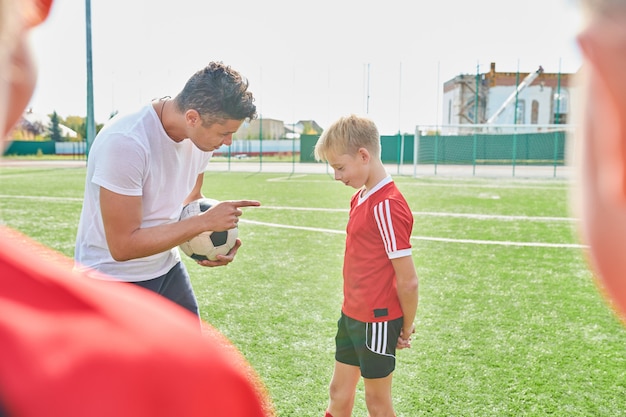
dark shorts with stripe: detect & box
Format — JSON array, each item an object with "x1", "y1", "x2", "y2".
[{"x1": 335, "y1": 312, "x2": 403, "y2": 379}]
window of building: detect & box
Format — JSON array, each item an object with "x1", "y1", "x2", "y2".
[
  {"x1": 515, "y1": 100, "x2": 525, "y2": 124},
  {"x1": 531, "y1": 100, "x2": 539, "y2": 124},
  {"x1": 553, "y1": 90, "x2": 569, "y2": 124}
]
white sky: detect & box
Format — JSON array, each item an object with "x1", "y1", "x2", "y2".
[{"x1": 27, "y1": 0, "x2": 584, "y2": 135}]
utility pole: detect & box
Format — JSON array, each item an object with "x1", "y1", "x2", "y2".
[{"x1": 85, "y1": 0, "x2": 95, "y2": 159}]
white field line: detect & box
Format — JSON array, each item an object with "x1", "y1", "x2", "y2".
[
  {"x1": 0, "y1": 195, "x2": 83, "y2": 202},
  {"x1": 409, "y1": 236, "x2": 585, "y2": 249},
  {"x1": 0, "y1": 197, "x2": 575, "y2": 222},
  {"x1": 1, "y1": 194, "x2": 584, "y2": 248},
  {"x1": 267, "y1": 175, "x2": 310, "y2": 182},
  {"x1": 265, "y1": 175, "x2": 569, "y2": 190},
  {"x1": 241, "y1": 219, "x2": 344, "y2": 235},
  {"x1": 255, "y1": 206, "x2": 575, "y2": 223},
  {"x1": 396, "y1": 182, "x2": 569, "y2": 190},
  {"x1": 239, "y1": 219, "x2": 586, "y2": 249}
]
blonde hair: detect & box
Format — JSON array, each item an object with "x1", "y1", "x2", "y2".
[{"x1": 314, "y1": 114, "x2": 381, "y2": 162}]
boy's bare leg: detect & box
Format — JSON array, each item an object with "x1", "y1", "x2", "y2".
[
  {"x1": 327, "y1": 361, "x2": 361, "y2": 417},
  {"x1": 363, "y1": 374, "x2": 395, "y2": 417}
]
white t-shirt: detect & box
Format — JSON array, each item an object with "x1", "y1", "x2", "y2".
[{"x1": 74, "y1": 104, "x2": 212, "y2": 282}]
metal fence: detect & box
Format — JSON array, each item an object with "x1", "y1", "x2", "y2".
[
  {"x1": 411, "y1": 124, "x2": 575, "y2": 178},
  {"x1": 3, "y1": 124, "x2": 575, "y2": 179},
  {"x1": 206, "y1": 125, "x2": 574, "y2": 179}
]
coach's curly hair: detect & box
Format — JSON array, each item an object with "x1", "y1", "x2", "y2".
[{"x1": 175, "y1": 61, "x2": 257, "y2": 126}]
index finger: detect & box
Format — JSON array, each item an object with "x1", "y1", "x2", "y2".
[{"x1": 230, "y1": 200, "x2": 261, "y2": 208}]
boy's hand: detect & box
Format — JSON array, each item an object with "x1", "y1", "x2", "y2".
[{"x1": 397, "y1": 324, "x2": 415, "y2": 349}]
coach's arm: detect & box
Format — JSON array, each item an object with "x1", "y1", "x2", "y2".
[{"x1": 100, "y1": 174, "x2": 255, "y2": 262}]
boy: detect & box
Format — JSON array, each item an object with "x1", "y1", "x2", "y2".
[{"x1": 314, "y1": 115, "x2": 419, "y2": 417}]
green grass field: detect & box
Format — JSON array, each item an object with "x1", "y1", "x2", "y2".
[{"x1": 1, "y1": 165, "x2": 625, "y2": 416}]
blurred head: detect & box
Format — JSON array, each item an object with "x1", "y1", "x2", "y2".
[
  {"x1": 0, "y1": 0, "x2": 53, "y2": 143},
  {"x1": 580, "y1": 0, "x2": 626, "y2": 18},
  {"x1": 574, "y1": 0, "x2": 626, "y2": 321}
]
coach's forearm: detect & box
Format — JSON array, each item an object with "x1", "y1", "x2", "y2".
[{"x1": 107, "y1": 215, "x2": 210, "y2": 261}]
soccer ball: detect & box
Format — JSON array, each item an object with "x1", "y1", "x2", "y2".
[{"x1": 178, "y1": 198, "x2": 238, "y2": 261}]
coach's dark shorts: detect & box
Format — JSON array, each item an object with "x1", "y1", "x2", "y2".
[
  {"x1": 129, "y1": 261, "x2": 199, "y2": 317},
  {"x1": 335, "y1": 312, "x2": 403, "y2": 379}
]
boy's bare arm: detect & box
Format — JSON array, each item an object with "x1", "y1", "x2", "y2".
[{"x1": 392, "y1": 256, "x2": 419, "y2": 348}]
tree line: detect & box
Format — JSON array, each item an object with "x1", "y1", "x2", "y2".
[{"x1": 11, "y1": 111, "x2": 109, "y2": 142}]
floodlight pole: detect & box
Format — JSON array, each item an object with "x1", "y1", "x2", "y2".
[
  {"x1": 473, "y1": 63, "x2": 479, "y2": 176},
  {"x1": 365, "y1": 63, "x2": 370, "y2": 114},
  {"x1": 85, "y1": 0, "x2": 95, "y2": 160}
]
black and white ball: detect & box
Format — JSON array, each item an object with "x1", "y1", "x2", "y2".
[{"x1": 178, "y1": 198, "x2": 238, "y2": 261}]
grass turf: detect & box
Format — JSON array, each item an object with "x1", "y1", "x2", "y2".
[{"x1": 1, "y1": 165, "x2": 625, "y2": 416}]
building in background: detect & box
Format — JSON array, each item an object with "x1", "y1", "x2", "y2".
[
  {"x1": 441, "y1": 62, "x2": 577, "y2": 134},
  {"x1": 234, "y1": 118, "x2": 285, "y2": 140},
  {"x1": 234, "y1": 118, "x2": 323, "y2": 140},
  {"x1": 285, "y1": 120, "x2": 324, "y2": 139}
]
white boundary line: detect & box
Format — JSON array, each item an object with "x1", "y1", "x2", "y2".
[
  {"x1": 1, "y1": 194, "x2": 584, "y2": 249},
  {"x1": 239, "y1": 219, "x2": 586, "y2": 249},
  {"x1": 0, "y1": 197, "x2": 574, "y2": 222},
  {"x1": 0, "y1": 195, "x2": 83, "y2": 202},
  {"x1": 254, "y1": 206, "x2": 575, "y2": 222}
]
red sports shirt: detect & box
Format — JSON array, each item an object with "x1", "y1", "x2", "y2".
[
  {"x1": 342, "y1": 177, "x2": 414, "y2": 323},
  {"x1": 0, "y1": 226, "x2": 273, "y2": 417}
]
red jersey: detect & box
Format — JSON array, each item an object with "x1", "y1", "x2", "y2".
[
  {"x1": 342, "y1": 177, "x2": 414, "y2": 323},
  {"x1": 0, "y1": 226, "x2": 273, "y2": 417}
]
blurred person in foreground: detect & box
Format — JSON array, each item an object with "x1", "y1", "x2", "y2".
[
  {"x1": 574, "y1": 0, "x2": 626, "y2": 324},
  {"x1": 0, "y1": 0, "x2": 273, "y2": 415}
]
